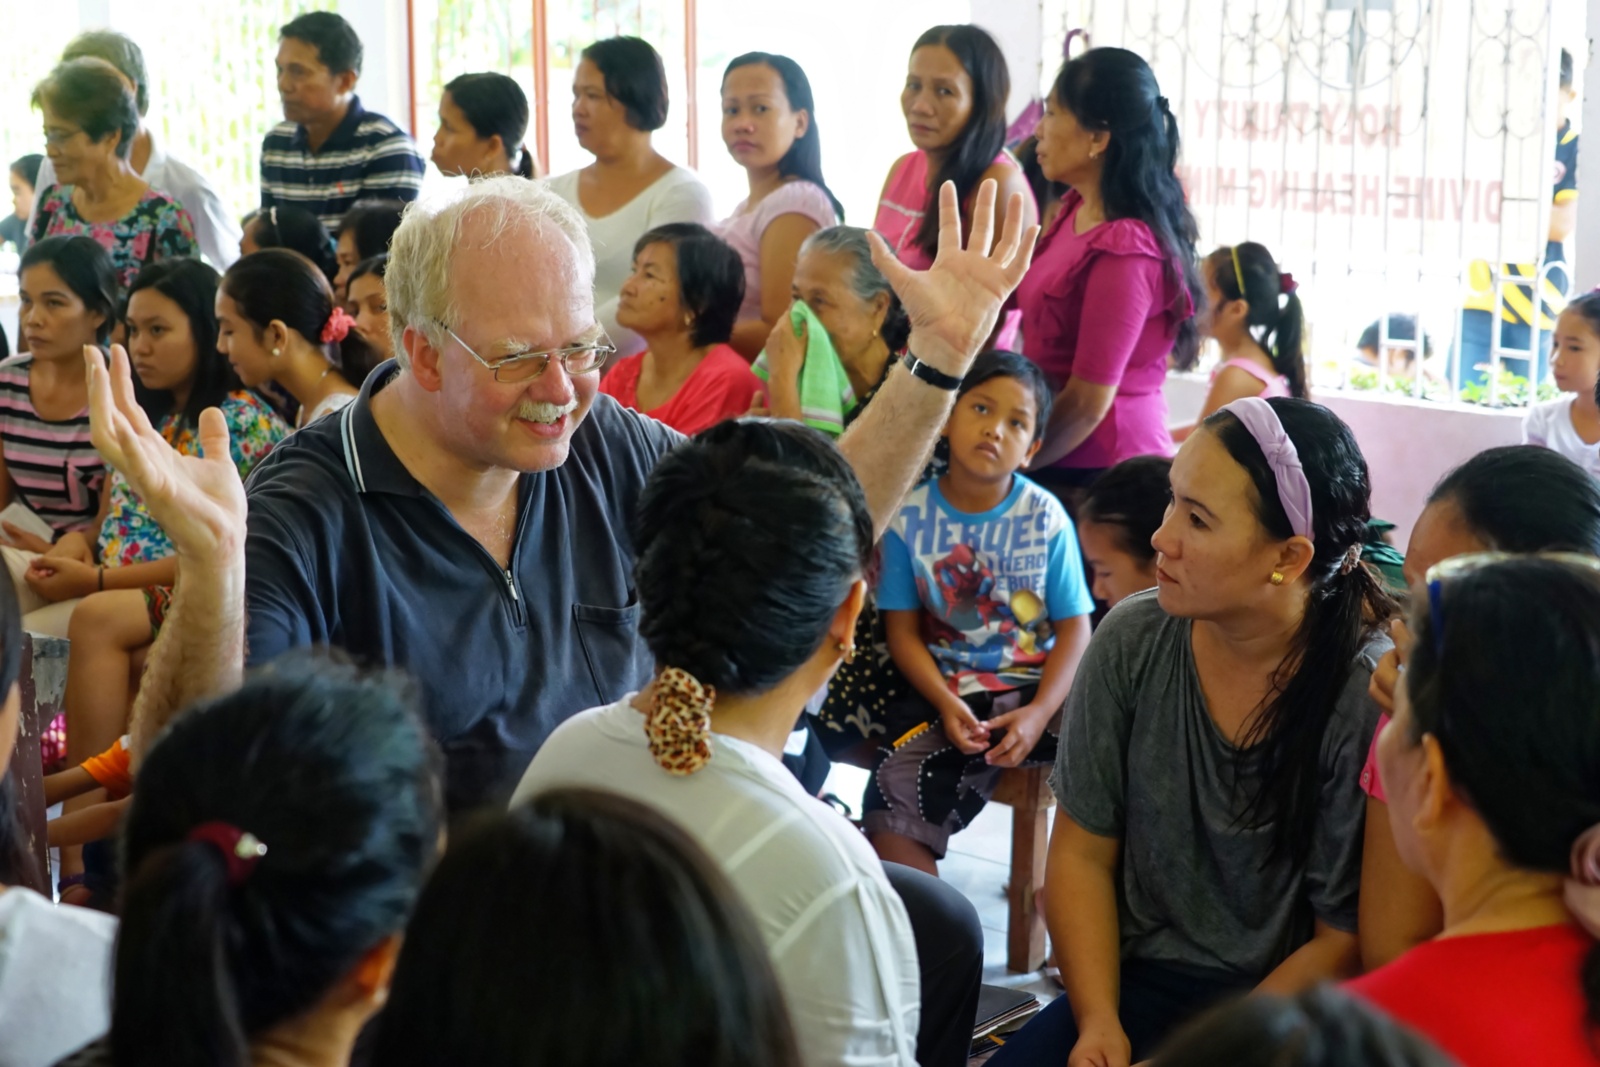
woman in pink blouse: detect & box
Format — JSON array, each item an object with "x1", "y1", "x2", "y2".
[
  {"x1": 717, "y1": 53, "x2": 842, "y2": 359},
  {"x1": 1017, "y1": 48, "x2": 1202, "y2": 491}
]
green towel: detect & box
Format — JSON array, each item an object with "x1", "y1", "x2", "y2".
[{"x1": 752, "y1": 301, "x2": 857, "y2": 437}]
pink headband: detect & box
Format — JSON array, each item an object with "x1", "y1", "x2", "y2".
[{"x1": 1221, "y1": 397, "x2": 1315, "y2": 542}]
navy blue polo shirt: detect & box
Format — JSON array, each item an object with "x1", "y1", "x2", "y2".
[
  {"x1": 242, "y1": 362, "x2": 682, "y2": 813},
  {"x1": 259, "y1": 95, "x2": 426, "y2": 229}
]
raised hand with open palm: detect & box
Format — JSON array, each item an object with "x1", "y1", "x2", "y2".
[
  {"x1": 84, "y1": 343, "x2": 248, "y2": 564},
  {"x1": 867, "y1": 178, "x2": 1039, "y2": 375}
]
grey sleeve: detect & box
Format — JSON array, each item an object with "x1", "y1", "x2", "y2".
[
  {"x1": 1050, "y1": 597, "x2": 1145, "y2": 838},
  {"x1": 1303, "y1": 665, "x2": 1386, "y2": 932}
]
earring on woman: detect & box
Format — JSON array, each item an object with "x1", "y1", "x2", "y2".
[
  {"x1": 836, "y1": 641, "x2": 856, "y2": 664},
  {"x1": 1270, "y1": 572, "x2": 1285, "y2": 586},
  {"x1": 271, "y1": 347, "x2": 281, "y2": 357}
]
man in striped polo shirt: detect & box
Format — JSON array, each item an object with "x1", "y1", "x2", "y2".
[{"x1": 260, "y1": 12, "x2": 425, "y2": 230}]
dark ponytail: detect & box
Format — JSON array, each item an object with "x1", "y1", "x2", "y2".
[
  {"x1": 1203, "y1": 399, "x2": 1398, "y2": 865},
  {"x1": 907, "y1": 25, "x2": 1010, "y2": 260},
  {"x1": 723, "y1": 53, "x2": 845, "y2": 222},
  {"x1": 444, "y1": 72, "x2": 532, "y2": 177},
  {"x1": 1053, "y1": 48, "x2": 1202, "y2": 369},
  {"x1": 112, "y1": 838, "x2": 254, "y2": 1066},
  {"x1": 111, "y1": 656, "x2": 441, "y2": 1067},
  {"x1": 222, "y1": 249, "x2": 383, "y2": 385},
  {"x1": 1206, "y1": 243, "x2": 1308, "y2": 399},
  {"x1": 1403, "y1": 557, "x2": 1600, "y2": 1030},
  {"x1": 631, "y1": 420, "x2": 872, "y2": 694}
]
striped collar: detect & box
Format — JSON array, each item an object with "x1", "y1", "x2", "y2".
[{"x1": 338, "y1": 358, "x2": 426, "y2": 497}]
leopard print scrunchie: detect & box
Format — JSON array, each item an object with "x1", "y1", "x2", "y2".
[{"x1": 644, "y1": 667, "x2": 716, "y2": 776}]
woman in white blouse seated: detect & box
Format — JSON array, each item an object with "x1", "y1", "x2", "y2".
[
  {"x1": 545, "y1": 36, "x2": 714, "y2": 359},
  {"x1": 517, "y1": 419, "x2": 987, "y2": 1067}
]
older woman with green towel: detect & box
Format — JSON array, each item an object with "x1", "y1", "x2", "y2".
[{"x1": 753, "y1": 226, "x2": 911, "y2": 436}]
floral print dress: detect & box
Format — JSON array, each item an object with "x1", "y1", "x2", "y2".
[
  {"x1": 28, "y1": 184, "x2": 198, "y2": 289},
  {"x1": 97, "y1": 391, "x2": 287, "y2": 625}
]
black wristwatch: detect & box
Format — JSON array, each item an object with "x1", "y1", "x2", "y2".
[{"x1": 901, "y1": 353, "x2": 963, "y2": 391}]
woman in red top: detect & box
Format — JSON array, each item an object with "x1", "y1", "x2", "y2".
[
  {"x1": 1018, "y1": 48, "x2": 1202, "y2": 492},
  {"x1": 601, "y1": 222, "x2": 758, "y2": 435},
  {"x1": 1348, "y1": 554, "x2": 1600, "y2": 1066}
]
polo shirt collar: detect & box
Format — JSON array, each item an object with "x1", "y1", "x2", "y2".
[
  {"x1": 291, "y1": 94, "x2": 368, "y2": 153},
  {"x1": 339, "y1": 359, "x2": 428, "y2": 497}
]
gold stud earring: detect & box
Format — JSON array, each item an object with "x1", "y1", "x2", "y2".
[
  {"x1": 1270, "y1": 572, "x2": 1285, "y2": 586},
  {"x1": 836, "y1": 641, "x2": 856, "y2": 664},
  {"x1": 271, "y1": 347, "x2": 281, "y2": 357}
]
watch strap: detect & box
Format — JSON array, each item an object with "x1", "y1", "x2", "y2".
[{"x1": 902, "y1": 353, "x2": 963, "y2": 391}]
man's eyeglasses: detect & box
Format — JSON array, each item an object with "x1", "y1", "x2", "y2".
[
  {"x1": 1424, "y1": 550, "x2": 1600, "y2": 657},
  {"x1": 438, "y1": 322, "x2": 615, "y2": 384}
]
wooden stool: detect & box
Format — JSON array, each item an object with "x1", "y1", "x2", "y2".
[{"x1": 990, "y1": 765, "x2": 1054, "y2": 973}]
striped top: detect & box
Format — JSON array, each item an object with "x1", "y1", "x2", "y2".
[
  {"x1": 259, "y1": 96, "x2": 425, "y2": 229},
  {"x1": 0, "y1": 356, "x2": 106, "y2": 534}
]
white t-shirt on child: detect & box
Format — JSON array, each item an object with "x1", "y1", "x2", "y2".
[
  {"x1": 1523, "y1": 395, "x2": 1600, "y2": 478},
  {"x1": 0, "y1": 887, "x2": 116, "y2": 1067},
  {"x1": 513, "y1": 696, "x2": 920, "y2": 1067}
]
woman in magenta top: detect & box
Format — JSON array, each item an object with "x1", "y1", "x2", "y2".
[
  {"x1": 1017, "y1": 48, "x2": 1202, "y2": 488},
  {"x1": 1347, "y1": 554, "x2": 1600, "y2": 1067},
  {"x1": 600, "y1": 222, "x2": 758, "y2": 435},
  {"x1": 873, "y1": 25, "x2": 1037, "y2": 272}
]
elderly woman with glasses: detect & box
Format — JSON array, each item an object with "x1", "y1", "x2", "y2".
[{"x1": 30, "y1": 57, "x2": 197, "y2": 289}]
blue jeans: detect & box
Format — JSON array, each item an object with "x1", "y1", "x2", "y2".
[
  {"x1": 1455, "y1": 309, "x2": 1551, "y2": 390},
  {"x1": 985, "y1": 958, "x2": 1252, "y2": 1065}
]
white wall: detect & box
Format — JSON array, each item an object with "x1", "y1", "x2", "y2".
[
  {"x1": 971, "y1": 0, "x2": 1044, "y2": 122},
  {"x1": 1165, "y1": 377, "x2": 1526, "y2": 549}
]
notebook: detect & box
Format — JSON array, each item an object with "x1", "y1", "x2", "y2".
[{"x1": 972, "y1": 983, "x2": 1041, "y2": 1043}]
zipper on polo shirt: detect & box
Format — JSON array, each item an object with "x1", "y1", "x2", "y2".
[{"x1": 503, "y1": 569, "x2": 520, "y2": 603}]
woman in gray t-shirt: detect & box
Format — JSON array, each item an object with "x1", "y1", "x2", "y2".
[{"x1": 988, "y1": 397, "x2": 1396, "y2": 1067}]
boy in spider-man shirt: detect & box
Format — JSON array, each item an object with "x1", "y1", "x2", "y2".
[{"x1": 864, "y1": 351, "x2": 1094, "y2": 874}]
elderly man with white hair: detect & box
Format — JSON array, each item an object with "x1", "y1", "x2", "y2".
[{"x1": 89, "y1": 173, "x2": 1036, "y2": 1067}]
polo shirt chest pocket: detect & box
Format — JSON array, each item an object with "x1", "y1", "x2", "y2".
[{"x1": 572, "y1": 601, "x2": 652, "y2": 706}]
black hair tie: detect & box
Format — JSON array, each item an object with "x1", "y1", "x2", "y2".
[{"x1": 1156, "y1": 95, "x2": 1171, "y2": 115}]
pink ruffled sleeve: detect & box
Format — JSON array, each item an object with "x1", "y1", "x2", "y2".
[
  {"x1": 1069, "y1": 252, "x2": 1166, "y2": 387},
  {"x1": 1359, "y1": 713, "x2": 1391, "y2": 802}
]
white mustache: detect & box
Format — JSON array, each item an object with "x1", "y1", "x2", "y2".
[{"x1": 516, "y1": 399, "x2": 578, "y2": 423}]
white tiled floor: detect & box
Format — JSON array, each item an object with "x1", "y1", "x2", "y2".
[{"x1": 821, "y1": 764, "x2": 1061, "y2": 1005}]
